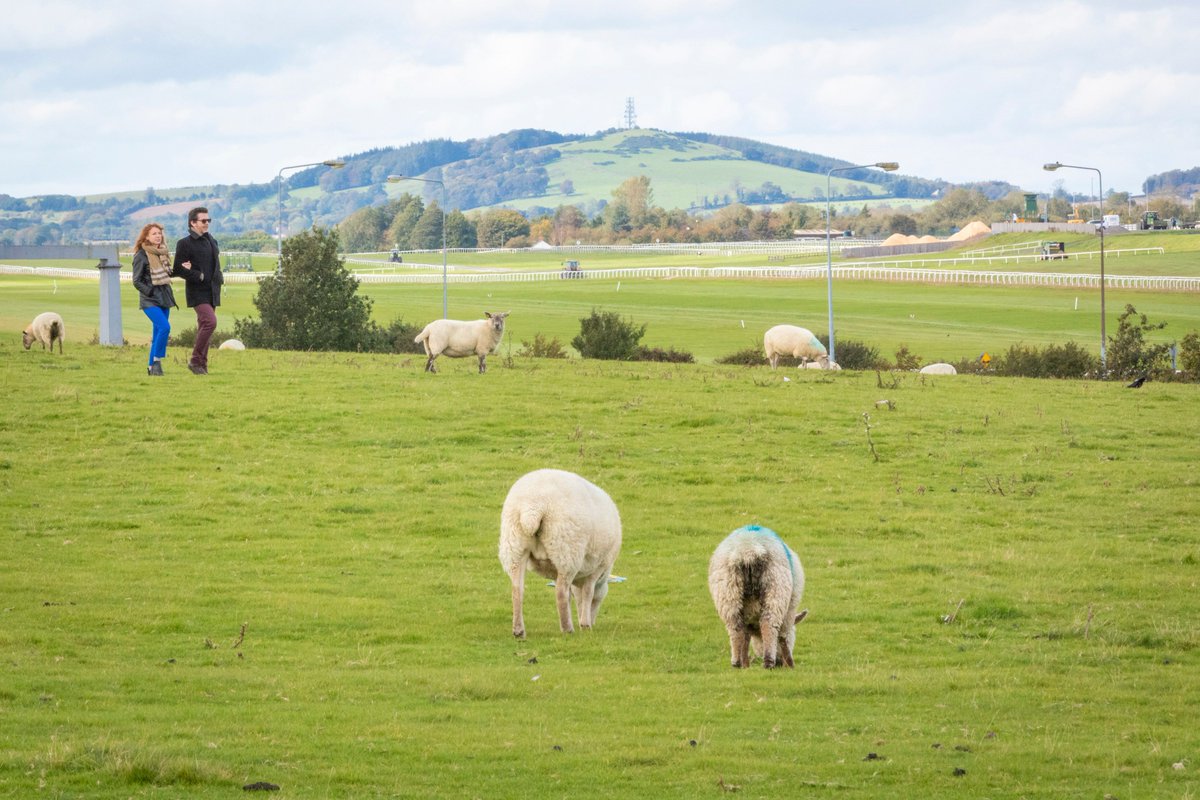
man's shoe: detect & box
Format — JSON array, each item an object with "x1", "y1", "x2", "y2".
[
  {"x1": 148, "y1": 362, "x2": 164, "y2": 376},
  {"x1": 188, "y1": 363, "x2": 207, "y2": 375}
]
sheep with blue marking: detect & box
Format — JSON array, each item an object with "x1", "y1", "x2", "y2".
[
  {"x1": 499, "y1": 468, "x2": 622, "y2": 638},
  {"x1": 708, "y1": 524, "x2": 806, "y2": 668},
  {"x1": 764, "y1": 324, "x2": 828, "y2": 370}
]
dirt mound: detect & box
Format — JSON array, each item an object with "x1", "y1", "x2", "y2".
[{"x1": 948, "y1": 220, "x2": 992, "y2": 241}]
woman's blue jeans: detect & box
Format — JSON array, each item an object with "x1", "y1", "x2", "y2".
[{"x1": 142, "y1": 306, "x2": 171, "y2": 365}]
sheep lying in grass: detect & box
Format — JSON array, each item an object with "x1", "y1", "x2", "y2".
[
  {"x1": 499, "y1": 468, "x2": 622, "y2": 638},
  {"x1": 414, "y1": 311, "x2": 510, "y2": 373},
  {"x1": 764, "y1": 324, "x2": 828, "y2": 370},
  {"x1": 919, "y1": 362, "x2": 957, "y2": 375},
  {"x1": 708, "y1": 524, "x2": 806, "y2": 669},
  {"x1": 22, "y1": 312, "x2": 65, "y2": 354}
]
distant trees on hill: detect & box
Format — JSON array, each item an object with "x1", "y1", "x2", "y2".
[{"x1": 331, "y1": 180, "x2": 1078, "y2": 251}]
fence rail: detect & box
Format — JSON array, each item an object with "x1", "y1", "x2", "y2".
[{"x1": 5, "y1": 256, "x2": 1197, "y2": 292}]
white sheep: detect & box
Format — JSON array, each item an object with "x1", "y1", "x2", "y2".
[
  {"x1": 22, "y1": 312, "x2": 65, "y2": 354},
  {"x1": 801, "y1": 360, "x2": 842, "y2": 371},
  {"x1": 764, "y1": 324, "x2": 828, "y2": 370},
  {"x1": 414, "y1": 311, "x2": 510, "y2": 373},
  {"x1": 499, "y1": 468, "x2": 622, "y2": 638},
  {"x1": 919, "y1": 362, "x2": 957, "y2": 375},
  {"x1": 218, "y1": 338, "x2": 246, "y2": 351},
  {"x1": 708, "y1": 524, "x2": 806, "y2": 669}
]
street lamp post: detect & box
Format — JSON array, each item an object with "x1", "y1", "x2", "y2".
[
  {"x1": 1044, "y1": 161, "x2": 1106, "y2": 371},
  {"x1": 277, "y1": 159, "x2": 346, "y2": 260},
  {"x1": 388, "y1": 174, "x2": 448, "y2": 319},
  {"x1": 825, "y1": 161, "x2": 899, "y2": 364}
]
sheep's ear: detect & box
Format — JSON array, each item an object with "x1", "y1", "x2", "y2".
[{"x1": 795, "y1": 609, "x2": 808, "y2": 624}]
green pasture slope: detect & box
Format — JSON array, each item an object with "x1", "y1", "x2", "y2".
[{"x1": 1, "y1": 339, "x2": 1197, "y2": 798}]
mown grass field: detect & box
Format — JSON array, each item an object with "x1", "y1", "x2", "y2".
[
  {"x1": 3, "y1": 263, "x2": 1196, "y2": 366},
  {"x1": 1, "y1": 338, "x2": 1197, "y2": 798}
]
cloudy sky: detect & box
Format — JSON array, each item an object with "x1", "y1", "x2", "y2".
[{"x1": 2, "y1": 0, "x2": 1196, "y2": 200}]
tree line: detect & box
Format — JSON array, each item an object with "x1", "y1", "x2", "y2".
[{"x1": 332, "y1": 176, "x2": 1200, "y2": 253}]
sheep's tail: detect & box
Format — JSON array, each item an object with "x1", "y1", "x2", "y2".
[
  {"x1": 413, "y1": 324, "x2": 431, "y2": 345},
  {"x1": 50, "y1": 321, "x2": 62, "y2": 340},
  {"x1": 517, "y1": 505, "x2": 544, "y2": 538}
]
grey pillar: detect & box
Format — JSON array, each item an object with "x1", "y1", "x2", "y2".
[{"x1": 97, "y1": 258, "x2": 123, "y2": 346}]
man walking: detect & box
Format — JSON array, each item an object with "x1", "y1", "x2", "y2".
[{"x1": 173, "y1": 207, "x2": 223, "y2": 375}]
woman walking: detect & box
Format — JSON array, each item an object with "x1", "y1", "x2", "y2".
[{"x1": 131, "y1": 222, "x2": 191, "y2": 376}]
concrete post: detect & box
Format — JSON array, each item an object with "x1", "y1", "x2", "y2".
[{"x1": 97, "y1": 258, "x2": 123, "y2": 346}]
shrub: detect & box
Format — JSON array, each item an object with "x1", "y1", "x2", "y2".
[
  {"x1": 1179, "y1": 331, "x2": 1200, "y2": 379},
  {"x1": 892, "y1": 344, "x2": 921, "y2": 371},
  {"x1": 634, "y1": 345, "x2": 694, "y2": 363},
  {"x1": 716, "y1": 345, "x2": 768, "y2": 366},
  {"x1": 371, "y1": 318, "x2": 426, "y2": 354},
  {"x1": 168, "y1": 327, "x2": 234, "y2": 349},
  {"x1": 1041, "y1": 341, "x2": 1100, "y2": 378},
  {"x1": 817, "y1": 336, "x2": 882, "y2": 370},
  {"x1": 517, "y1": 333, "x2": 570, "y2": 359},
  {"x1": 1106, "y1": 304, "x2": 1172, "y2": 380},
  {"x1": 572, "y1": 309, "x2": 646, "y2": 360},
  {"x1": 233, "y1": 227, "x2": 377, "y2": 352},
  {"x1": 995, "y1": 343, "x2": 1045, "y2": 378}
]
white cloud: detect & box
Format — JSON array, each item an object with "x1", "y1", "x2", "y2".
[{"x1": 1, "y1": 0, "x2": 1196, "y2": 197}]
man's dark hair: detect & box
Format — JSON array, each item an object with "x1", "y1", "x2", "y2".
[{"x1": 188, "y1": 207, "x2": 209, "y2": 225}]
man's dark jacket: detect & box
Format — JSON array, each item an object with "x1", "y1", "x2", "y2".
[{"x1": 173, "y1": 230, "x2": 223, "y2": 308}]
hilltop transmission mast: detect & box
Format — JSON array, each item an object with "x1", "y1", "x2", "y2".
[{"x1": 624, "y1": 97, "x2": 637, "y2": 129}]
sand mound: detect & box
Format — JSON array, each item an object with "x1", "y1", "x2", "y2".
[
  {"x1": 949, "y1": 220, "x2": 992, "y2": 241},
  {"x1": 881, "y1": 233, "x2": 919, "y2": 246}
]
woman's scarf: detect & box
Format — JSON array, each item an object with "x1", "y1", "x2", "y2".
[{"x1": 142, "y1": 243, "x2": 173, "y2": 286}]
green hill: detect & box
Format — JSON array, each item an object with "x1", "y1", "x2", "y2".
[
  {"x1": 465, "y1": 129, "x2": 893, "y2": 214},
  {"x1": 0, "y1": 128, "x2": 955, "y2": 243}
]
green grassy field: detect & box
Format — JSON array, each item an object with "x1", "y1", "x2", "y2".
[
  {"x1": 1, "y1": 339, "x2": 1197, "y2": 798},
  {"x1": 3, "y1": 267, "x2": 1196, "y2": 366}
]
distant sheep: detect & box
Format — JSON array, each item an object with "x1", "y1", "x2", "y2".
[
  {"x1": 499, "y1": 468, "x2": 622, "y2": 638},
  {"x1": 218, "y1": 338, "x2": 246, "y2": 351},
  {"x1": 764, "y1": 324, "x2": 828, "y2": 370},
  {"x1": 919, "y1": 362, "x2": 957, "y2": 375},
  {"x1": 22, "y1": 312, "x2": 64, "y2": 354},
  {"x1": 801, "y1": 360, "x2": 842, "y2": 371},
  {"x1": 708, "y1": 524, "x2": 806, "y2": 669},
  {"x1": 414, "y1": 311, "x2": 510, "y2": 373}
]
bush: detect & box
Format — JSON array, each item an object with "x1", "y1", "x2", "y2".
[
  {"x1": 1041, "y1": 341, "x2": 1100, "y2": 378},
  {"x1": 1106, "y1": 304, "x2": 1172, "y2": 380},
  {"x1": 892, "y1": 344, "x2": 921, "y2": 371},
  {"x1": 634, "y1": 345, "x2": 694, "y2": 363},
  {"x1": 233, "y1": 227, "x2": 377, "y2": 352},
  {"x1": 716, "y1": 345, "x2": 768, "y2": 366},
  {"x1": 817, "y1": 336, "x2": 882, "y2": 370},
  {"x1": 517, "y1": 333, "x2": 570, "y2": 359},
  {"x1": 167, "y1": 326, "x2": 235, "y2": 349},
  {"x1": 572, "y1": 309, "x2": 646, "y2": 360},
  {"x1": 369, "y1": 318, "x2": 426, "y2": 354},
  {"x1": 995, "y1": 343, "x2": 1045, "y2": 378},
  {"x1": 1179, "y1": 331, "x2": 1200, "y2": 379}
]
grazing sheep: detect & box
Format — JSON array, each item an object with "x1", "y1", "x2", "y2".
[
  {"x1": 22, "y1": 312, "x2": 65, "y2": 354},
  {"x1": 801, "y1": 360, "x2": 842, "y2": 371},
  {"x1": 764, "y1": 324, "x2": 828, "y2": 370},
  {"x1": 499, "y1": 468, "x2": 622, "y2": 638},
  {"x1": 218, "y1": 338, "x2": 246, "y2": 351},
  {"x1": 708, "y1": 524, "x2": 806, "y2": 669},
  {"x1": 919, "y1": 362, "x2": 957, "y2": 375},
  {"x1": 414, "y1": 311, "x2": 510, "y2": 373}
]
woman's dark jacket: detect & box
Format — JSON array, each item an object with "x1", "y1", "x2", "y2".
[
  {"x1": 172, "y1": 230, "x2": 222, "y2": 308},
  {"x1": 131, "y1": 249, "x2": 179, "y2": 311}
]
